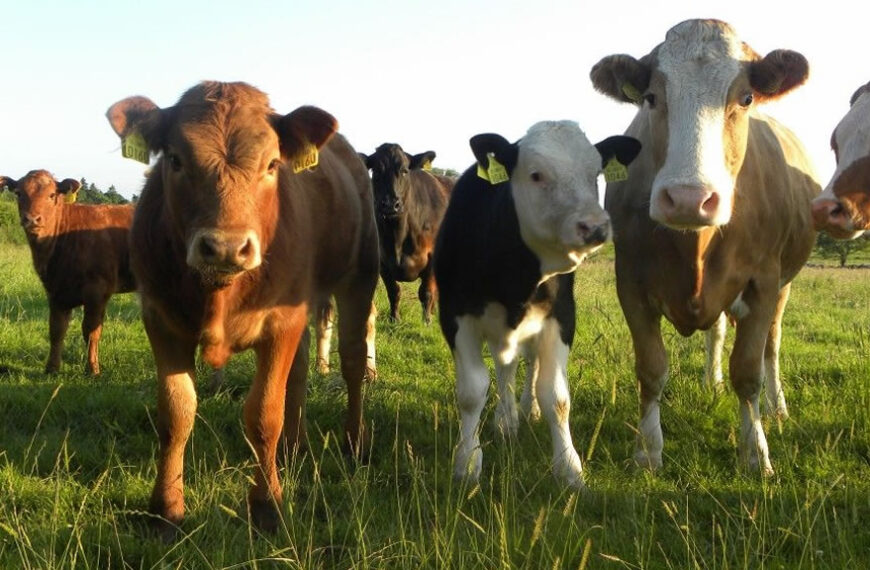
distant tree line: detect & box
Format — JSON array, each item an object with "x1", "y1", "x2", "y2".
[
  {"x1": 75, "y1": 178, "x2": 131, "y2": 205},
  {"x1": 814, "y1": 232, "x2": 870, "y2": 267}
]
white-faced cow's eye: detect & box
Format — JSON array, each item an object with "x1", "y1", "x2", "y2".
[
  {"x1": 167, "y1": 153, "x2": 183, "y2": 172},
  {"x1": 739, "y1": 93, "x2": 754, "y2": 107},
  {"x1": 644, "y1": 93, "x2": 657, "y2": 108},
  {"x1": 267, "y1": 158, "x2": 281, "y2": 173},
  {"x1": 530, "y1": 171, "x2": 543, "y2": 183}
]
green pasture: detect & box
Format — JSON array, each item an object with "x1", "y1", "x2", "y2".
[{"x1": 1, "y1": 221, "x2": 870, "y2": 568}]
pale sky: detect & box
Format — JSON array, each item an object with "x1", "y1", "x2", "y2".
[{"x1": 1, "y1": 0, "x2": 860, "y2": 198}]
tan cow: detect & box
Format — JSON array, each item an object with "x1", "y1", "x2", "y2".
[
  {"x1": 106, "y1": 81, "x2": 379, "y2": 534},
  {"x1": 0, "y1": 171, "x2": 135, "y2": 375},
  {"x1": 590, "y1": 19, "x2": 819, "y2": 474},
  {"x1": 811, "y1": 80, "x2": 870, "y2": 238}
]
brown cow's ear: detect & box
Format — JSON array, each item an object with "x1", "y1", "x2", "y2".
[
  {"x1": 409, "y1": 151, "x2": 436, "y2": 170},
  {"x1": 57, "y1": 178, "x2": 82, "y2": 194},
  {"x1": 105, "y1": 96, "x2": 165, "y2": 151},
  {"x1": 590, "y1": 54, "x2": 651, "y2": 105},
  {"x1": 0, "y1": 176, "x2": 17, "y2": 193},
  {"x1": 749, "y1": 50, "x2": 809, "y2": 103},
  {"x1": 274, "y1": 106, "x2": 338, "y2": 163}
]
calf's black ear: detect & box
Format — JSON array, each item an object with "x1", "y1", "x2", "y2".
[
  {"x1": 409, "y1": 151, "x2": 436, "y2": 170},
  {"x1": 594, "y1": 136, "x2": 642, "y2": 167},
  {"x1": 0, "y1": 176, "x2": 17, "y2": 193},
  {"x1": 358, "y1": 153, "x2": 372, "y2": 169},
  {"x1": 469, "y1": 133, "x2": 518, "y2": 177},
  {"x1": 57, "y1": 178, "x2": 82, "y2": 194}
]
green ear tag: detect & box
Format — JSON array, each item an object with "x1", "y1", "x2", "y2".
[
  {"x1": 621, "y1": 83, "x2": 643, "y2": 103},
  {"x1": 292, "y1": 143, "x2": 319, "y2": 173},
  {"x1": 603, "y1": 157, "x2": 629, "y2": 183},
  {"x1": 64, "y1": 190, "x2": 78, "y2": 204},
  {"x1": 476, "y1": 164, "x2": 491, "y2": 182},
  {"x1": 422, "y1": 159, "x2": 432, "y2": 171},
  {"x1": 485, "y1": 155, "x2": 509, "y2": 184},
  {"x1": 121, "y1": 132, "x2": 150, "y2": 164}
]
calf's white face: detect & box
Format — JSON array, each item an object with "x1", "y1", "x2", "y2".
[{"x1": 512, "y1": 122, "x2": 610, "y2": 274}]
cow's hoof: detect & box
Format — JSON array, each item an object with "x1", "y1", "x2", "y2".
[
  {"x1": 247, "y1": 496, "x2": 281, "y2": 533},
  {"x1": 632, "y1": 450, "x2": 663, "y2": 472}
]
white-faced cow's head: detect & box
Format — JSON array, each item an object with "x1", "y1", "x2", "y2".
[
  {"x1": 591, "y1": 19, "x2": 809, "y2": 230},
  {"x1": 362, "y1": 143, "x2": 436, "y2": 221},
  {"x1": 470, "y1": 121, "x2": 641, "y2": 275},
  {"x1": 0, "y1": 170, "x2": 80, "y2": 239},
  {"x1": 811, "y1": 81, "x2": 870, "y2": 240},
  {"x1": 106, "y1": 81, "x2": 337, "y2": 288}
]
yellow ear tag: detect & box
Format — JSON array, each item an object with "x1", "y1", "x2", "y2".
[
  {"x1": 621, "y1": 83, "x2": 643, "y2": 104},
  {"x1": 292, "y1": 143, "x2": 319, "y2": 173},
  {"x1": 422, "y1": 159, "x2": 432, "y2": 171},
  {"x1": 121, "y1": 132, "x2": 150, "y2": 164},
  {"x1": 603, "y1": 157, "x2": 629, "y2": 183},
  {"x1": 64, "y1": 190, "x2": 78, "y2": 204},
  {"x1": 477, "y1": 154, "x2": 509, "y2": 185}
]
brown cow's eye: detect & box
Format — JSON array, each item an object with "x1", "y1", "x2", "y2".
[
  {"x1": 167, "y1": 153, "x2": 182, "y2": 172},
  {"x1": 740, "y1": 93, "x2": 754, "y2": 107},
  {"x1": 268, "y1": 158, "x2": 281, "y2": 172}
]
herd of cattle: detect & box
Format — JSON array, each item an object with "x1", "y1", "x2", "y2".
[{"x1": 1, "y1": 19, "x2": 869, "y2": 533}]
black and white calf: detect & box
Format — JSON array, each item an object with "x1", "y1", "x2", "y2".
[{"x1": 434, "y1": 121, "x2": 640, "y2": 487}]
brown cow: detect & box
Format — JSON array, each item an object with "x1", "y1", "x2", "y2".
[
  {"x1": 105, "y1": 81, "x2": 379, "y2": 533},
  {"x1": 811, "y1": 80, "x2": 870, "y2": 238},
  {"x1": 0, "y1": 170, "x2": 135, "y2": 375},
  {"x1": 590, "y1": 19, "x2": 819, "y2": 475}
]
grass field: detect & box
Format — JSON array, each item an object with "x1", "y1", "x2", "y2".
[{"x1": 1, "y1": 236, "x2": 870, "y2": 569}]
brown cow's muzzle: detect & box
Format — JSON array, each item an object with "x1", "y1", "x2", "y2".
[
  {"x1": 187, "y1": 228, "x2": 262, "y2": 286},
  {"x1": 811, "y1": 196, "x2": 866, "y2": 240}
]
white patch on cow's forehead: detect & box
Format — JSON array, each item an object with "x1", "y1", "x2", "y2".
[
  {"x1": 834, "y1": 92, "x2": 870, "y2": 173},
  {"x1": 520, "y1": 121, "x2": 599, "y2": 173},
  {"x1": 658, "y1": 21, "x2": 743, "y2": 95}
]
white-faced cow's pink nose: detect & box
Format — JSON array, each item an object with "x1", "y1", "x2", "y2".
[
  {"x1": 187, "y1": 229, "x2": 262, "y2": 274},
  {"x1": 811, "y1": 197, "x2": 844, "y2": 231},
  {"x1": 653, "y1": 185, "x2": 721, "y2": 228}
]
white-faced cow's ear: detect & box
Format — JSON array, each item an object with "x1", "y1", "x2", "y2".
[
  {"x1": 105, "y1": 95, "x2": 165, "y2": 152},
  {"x1": 748, "y1": 50, "x2": 809, "y2": 103},
  {"x1": 590, "y1": 54, "x2": 652, "y2": 105},
  {"x1": 57, "y1": 178, "x2": 82, "y2": 194},
  {"x1": 273, "y1": 105, "x2": 338, "y2": 163},
  {"x1": 469, "y1": 134, "x2": 518, "y2": 175},
  {"x1": 594, "y1": 136, "x2": 642, "y2": 168},
  {"x1": 409, "y1": 151, "x2": 436, "y2": 170},
  {"x1": 849, "y1": 80, "x2": 870, "y2": 107},
  {"x1": 0, "y1": 176, "x2": 17, "y2": 194}
]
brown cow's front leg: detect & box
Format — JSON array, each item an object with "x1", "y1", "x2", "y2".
[
  {"x1": 82, "y1": 299, "x2": 108, "y2": 376},
  {"x1": 616, "y1": 273, "x2": 668, "y2": 470},
  {"x1": 417, "y1": 266, "x2": 437, "y2": 325},
  {"x1": 763, "y1": 283, "x2": 791, "y2": 419},
  {"x1": 730, "y1": 278, "x2": 779, "y2": 475},
  {"x1": 246, "y1": 312, "x2": 304, "y2": 531},
  {"x1": 46, "y1": 304, "x2": 72, "y2": 373},
  {"x1": 143, "y1": 308, "x2": 198, "y2": 537},
  {"x1": 381, "y1": 266, "x2": 401, "y2": 322},
  {"x1": 283, "y1": 326, "x2": 310, "y2": 456}
]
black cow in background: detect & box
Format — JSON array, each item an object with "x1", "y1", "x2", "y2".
[{"x1": 361, "y1": 143, "x2": 454, "y2": 323}]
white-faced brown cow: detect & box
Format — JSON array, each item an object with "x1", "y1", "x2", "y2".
[
  {"x1": 811, "y1": 81, "x2": 870, "y2": 238},
  {"x1": 0, "y1": 171, "x2": 135, "y2": 375},
  {"x1": 590, "y1": 19, "x2": 819, "y2": 475},
  {"x1": 105, "y1": 81, "x2": 379, "y2": 534}
]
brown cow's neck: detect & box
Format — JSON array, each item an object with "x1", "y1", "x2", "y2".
[
  {"x1": 199, "y1": 288, "x2": 232, "y2": 368},
  {"x1": 672, "y1": 226, "x2": 718, "y2": 318}
]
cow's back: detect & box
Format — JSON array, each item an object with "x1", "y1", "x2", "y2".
[{"x1": 35, "y1": 204, "x2": 136, "y2": 308}]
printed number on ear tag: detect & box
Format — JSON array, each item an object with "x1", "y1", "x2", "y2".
[
  {"x1": 476, "y1": 154, "x2": 509, "y2": 185},
  {"x1": 603, "y1": 158, "x2": 629, "y2": 183},
  {"x1": 292, "y1": 144, "x2": 319, "y2": 173},
  {"x1": 121, "y1": 132, "x2": 150, "y2": 165}
]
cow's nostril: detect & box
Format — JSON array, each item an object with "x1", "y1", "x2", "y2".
[
  {"x1": 199, "y1": 237, "x2": 218, "y2": 260},
  {"x1": 701, "y1": 193, "x2": 719, "y2": 215},
  {"x1": 238, "y1": 239, "x2": 253, "y2": 260}
]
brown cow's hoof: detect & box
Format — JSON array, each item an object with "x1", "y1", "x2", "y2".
[
  {"x1": 44, "y1": 363, "x2": 60, "y2": 374},
  {"x1": 247, "y1": 496, "x2": 281, "y2": 533}
]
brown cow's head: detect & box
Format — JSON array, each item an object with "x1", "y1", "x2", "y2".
[
  {"x1": 811, "y1": 80, "x2": 870, "y2": 239},
  {"x1": 0, "y1": 170, "x2": 80, "y2": 238},
  {"x1": 591, "y1": 19, "x2": 809, "y2": 230},
  {"x1": 105, "y1": 82, "x2": 337, "y2": 288},
  {"x1": 361, "y1": 143, "x2": 436, "y2": 221}
]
